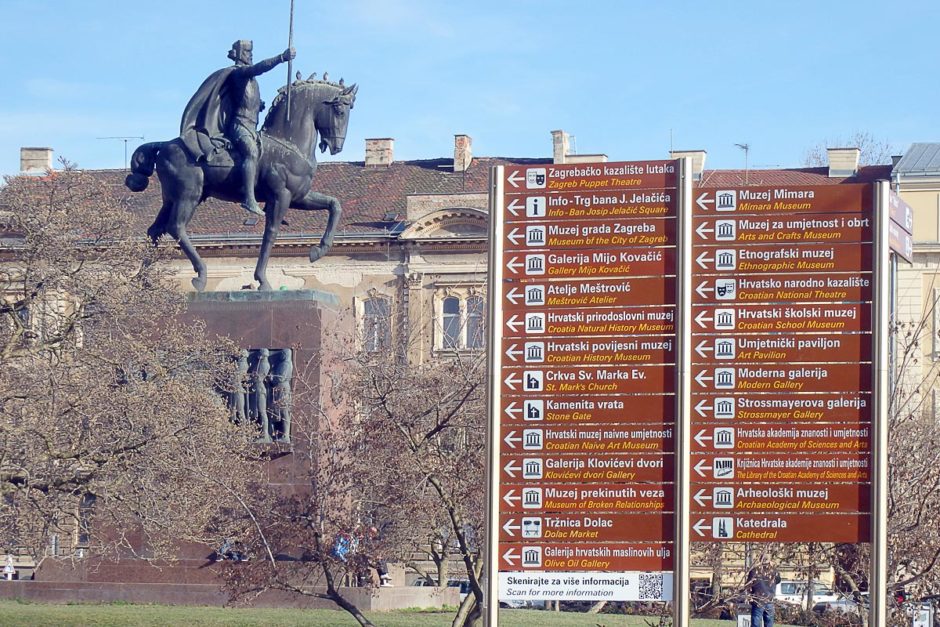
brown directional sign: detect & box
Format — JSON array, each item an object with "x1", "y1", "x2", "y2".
[
  {"x1": 500, "y1": 453, "x2": 674, "y2": 483},
  {"x1": 692, "y1": 272, "x2": 872, "y2": 304},
  {"x1": 693, "y1": 212, "x2": 874, "y2": 245},
  {"x1": 692, "y1": 303, "x2": 871, "y2": 333},
  {"x1": 504, "y1": 218, "x2": 676, "y2": 250},
  {"x1": 690, "y1": 483, "x2": 868, "y2": 513},
  {"x1": 496, "y1": 160, "x2": 680, "y2": 597},
  {"x1": 501, "y1": 394, "x2": 674, "y2": 425},
  {"x1": 691, "y1": 424, "x2": 871, "y2": 453},
  {"x1": 503, "y1": 277, "x2": 677, "y2": 311},
  {"x1": 500, "y1": 483, "x2": 672, "y2": 513},
  {"x1": 503, "y1": 336, "x2": 675, "y2": 367},
  {"x1": 502, "y1": 365, "x2": 674, "y2": 395},
  {"x1": 499, "y1": 513, "x2": 674, "y2": 542},
  {"x1": 693, "y1": 243, "x2": 873, "y2": 274},
  {"x1": 506, "y1": 306, "x2": 676, "y2": 337},
  {"x1": 504, "y1": 248, "x2": 675, "y2": 279},
  {"x1": 692, "y1": 363, "x2": 872, "y2": 394},
  {"x1": 693, "y1": 184, "x2": 871, "y2": 216},
  {"x1": 888, "y1": 190, "x2": 914, "y2": 234},
  {"x1": 499, "y1": 542, "x2": 673, "y2": 571},
  {"x1": 690, "y1": 393, "x2": 872, "y2": 424},
  {"x1": 503, "y1": 161, "x2": 678, "y2": 195},
  {"x1": 888, "y1": 220, "x2": 914, "y2": 264},
  {"x1": 501, "y1": 425, "x2": 676, "y2": 455},
  {"x1": 692, "y1": 333, "x2": 872, "y2": 364},
  {"x1": 691, "y1": 452, "x2": 871, "y2": 483},
  {"x1": 691, "y1": 513, "x2": 870, "y2": 543}
]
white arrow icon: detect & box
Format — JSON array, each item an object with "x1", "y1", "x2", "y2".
[
  {"x1": 694, "y1": 399, "x2": 712, "y2": 418},
  {"x1": 507, "y1": 228, "x2": 524, "y2": 245},
  {"x1": 507, "y1": 198, "x2": 524, "y2": 216},
  {"x1": 695, "y1": 222, "x2": 713, "y2": 239},
  {"x1": 692, "y1": 519, "x2": 710, "y2": 537},
  {"x1": 502, "y1": 547, "x2": 519, "y2": 565},
  {"x1": 695, "y1": 281, "x2": 714, "y2": 299},
  {"x1": 505, "y1": 287, "x2": 523, "y2": 305},
  {"x1": 693, "y1": 489, "x2": 711, "y2": 507},
  {"x1": 695, "y1": 340, "x2": 712, "y2": 359},
  {"x1": 505, "y1": 344, "x2": 523, "y2": 362},
  {"x1": 507, "y1": 171, "x2": 525, "y2": 188},
  {"x1": 505, "y1": 315, "x2": 524, "y2": 333},
  {"x1": 694, "y1": 429, "x2": 712, "y2": 447},
  {"x1": 696, "y1": 192, "x2": 714, "y2": 211},
  {"x1": 694, "y1": 311, "x2": 712, "y2": 328},
  {"x1": 506, "y1": 256, "x2": 524, "y2": 274},
  {"x1": 504, "y1": 431, "x2": 521, "y2": 449},
  {"x1": 502, "y1": 518, "x2": 520, "y2": 537},
  {"x1": 696, "y1": 251, "x2": 712, "y2": 269},
  {"x1": 502, "y1": 489, "x2": 521, "y2": 507},
  {"x1": 503, "y1": 373, "x2": 522, "y2": 390},
  {"x1": 694, "y1": 459, "x2": 710, "y2": 477},
  {"x1": 503, "y1": 460, "x2": 521, "y2": 478},
  {"x1": 504, "y1": 402, "x2": 522, "y2": 420},
  {"x1": 694, "y1": 370, "x2": 713, "y2": 387}
]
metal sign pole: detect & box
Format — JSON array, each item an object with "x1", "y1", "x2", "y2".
[
  {"x1": 485, "y1": 166, "x2": 505, "y2": 627},
  {"x1": 871, "y1": 181, "x2": 890, "y2": 627},
  {"x1": 673, "y1": 157, "x2": 693, "y2": 624}
]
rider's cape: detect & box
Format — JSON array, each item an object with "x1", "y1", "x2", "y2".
[{"x1": 179, "y1": 67, "x2": 238, "y2": 162}]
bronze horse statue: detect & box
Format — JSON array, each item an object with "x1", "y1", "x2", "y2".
[{"x1": 125, "y1": 78, "x2": 357, "y2": 291}]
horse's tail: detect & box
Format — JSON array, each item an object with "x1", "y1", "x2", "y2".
[{"x1": 124, "y1": 142, "x2": 164, "y2": 192}]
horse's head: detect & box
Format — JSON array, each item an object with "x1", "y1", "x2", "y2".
[
  {"x1": 316, "y1": 83, "x2": 357, "y2": 155},
  {"x1": 263, "y1": 79, "x2": 358, "y2": 158}
]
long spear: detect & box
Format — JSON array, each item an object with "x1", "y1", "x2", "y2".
[{"x1": 286, "y1": 0, "x2": 295, "y2": 122}]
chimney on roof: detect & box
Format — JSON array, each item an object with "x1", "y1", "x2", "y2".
[
  {"x1": 20, "y1": 147, "x2": 53, "y2": 173},
  {"x1": 552, "y1": 130, "x2": 569, "y2": 165},
  {"x1": 670, "y1": 150, "x2": 707, "y2": 180},
  {"x1": 365, "y1": 138, "x2": 394, "y2": 167},
  {"x1": 454, "y1": 134, "x2": 472, "y2": 172},
  {"x1": 827, "y1": 147, "x2": 860, "y2": 178}
]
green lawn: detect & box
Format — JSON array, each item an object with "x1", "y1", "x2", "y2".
[{"x1": 0, "y1": 601, "x2": 803, "y2": 627}]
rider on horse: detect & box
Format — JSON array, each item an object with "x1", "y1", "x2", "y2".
[{"x1": 180, "y1": 40, "x2": 295, "y2": 217}]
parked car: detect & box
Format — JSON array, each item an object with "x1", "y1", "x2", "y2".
[
  {"x1": 776, "y1": 580, "x2": 841, "y2": 609},
  {"x1": 813, "y1": 592, "x2": 868, "y2": 616}
]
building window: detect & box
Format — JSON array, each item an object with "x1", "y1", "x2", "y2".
[
  {"x1": 442, "y1": 297, "x2": 460, "y2": 349},
  {"x1": 361, "y1": 295, "x2": 391, "y2": 353},
  {"x1": 434, "y1": 289, "x2": 486, "y2": 352},
  {"x1": 466, "y1": 295, "x2": 484, "y2": 349}
]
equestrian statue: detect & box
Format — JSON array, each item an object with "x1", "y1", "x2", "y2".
[{"x1": 125, "y1": 39, "x2": 357, "y2": 291}]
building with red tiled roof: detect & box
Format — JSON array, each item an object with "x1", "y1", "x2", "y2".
[
  {"x1": 11, "y1": 137, "x2": 898, "y2": 364},
  {"x1": 7, "y1": 133, "x2": 933, "y2": 605}
]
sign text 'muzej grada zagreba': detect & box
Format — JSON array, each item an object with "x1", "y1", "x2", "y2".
[{"x1": 486, "y1": 161, "x2": 881, "y2": 608}]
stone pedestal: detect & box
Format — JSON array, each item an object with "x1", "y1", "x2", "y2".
[
  {"x1": 33, "y1": 290, "x2": 338, "y2": 602},
  {"x1": 184, "y1": 289, "x2": 338, "y2": 492}
]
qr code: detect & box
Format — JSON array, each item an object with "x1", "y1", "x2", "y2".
[{"x1": 639, "y1": 573, "x2": 664, "y2": 600}]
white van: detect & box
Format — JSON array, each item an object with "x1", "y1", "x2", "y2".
[{"x1": 776, "y1": 580, "x2": 841, "y2": 609}]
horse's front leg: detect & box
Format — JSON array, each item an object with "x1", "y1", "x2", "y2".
[
  {"x1": 294, "y1": 191, "x2": 342, "y2": 262},
  {"x1": 254, "y1": 189, "x2": 291, "y2": 290}
]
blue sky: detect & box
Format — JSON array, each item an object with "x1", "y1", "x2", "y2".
[{"x1": 1, "y1": 0, "x2": 937, "y2": 177}]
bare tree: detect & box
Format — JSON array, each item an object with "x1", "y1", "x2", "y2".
[
  {"x1": 0, "y1": 168, "x2": 265, "y2": 566},
  {"x1": 224, "y1": 309, "x2": 487, "y2": 627},
  {"x1": 803, "y1": 131, "x2": 896, "y2": 167}
]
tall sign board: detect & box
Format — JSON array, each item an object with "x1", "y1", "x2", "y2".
[
  {"x1": 487, "y1": 162, "x2": 890, "y2": 624},
  {"x1": 489, "y1": 161, "x2": 681, "y2": 605},
  {"x1": 688, "y1": 185, "x2": 874, "y2": 543}
]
